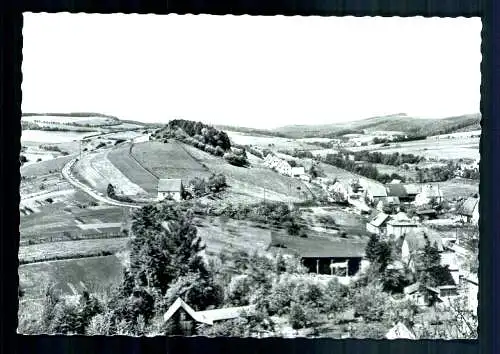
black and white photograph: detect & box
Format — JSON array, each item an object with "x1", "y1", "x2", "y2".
[{"x1": 18, "y1": 14, "x2": 480, "y2": 339}]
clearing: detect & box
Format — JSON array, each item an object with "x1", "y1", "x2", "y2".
[
  {"x1": 226, "y1": 131, "x2": 321, "y2": 151},
  {"x1": 19, "y1": 255, "x2": 124, "y2": 299}
]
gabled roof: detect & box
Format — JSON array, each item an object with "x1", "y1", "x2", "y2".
[
  {"x1": 164, "y1": 298, "x2": 213, "y2": 325},
  {"x1": 457, "y1": 197, "x2": 479, "y2": 217},
  {"x1": 360, "y1": 178, "x2": 387, "y2": 197},
  {"x1": 158, "y1": 178, "x2": 183, "y2": 192},
  {"x1": 403, "y1": 184, "x2": 422, "y2": 195},
  {"x1": 369, "y1": 213, "x2": 390, "y2": 227},
  {"x1": 163, "y1": 298, "x2": 255, "y2": 326},
  {"x1": 291, "y1": 167, "x2": 306, "y2": 175},
  {"x1": 385, "y1": 322, "x2": 416, "y2": 340},
  {"x1": 404, "y1": 282, "x2": 421, "y2": 295},
  {"x1": 416, "y1": 209, "x2": 437, "y2": 215}
]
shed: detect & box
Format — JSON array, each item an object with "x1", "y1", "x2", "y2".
[{"x1": 158, "y1": 178, "x2": 183, "y2": 202}]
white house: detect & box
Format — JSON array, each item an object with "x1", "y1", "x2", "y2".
[
  {"x1": 414, "y1": 185, "x2": 444, "y2": 207},
  {"x1": 264, "y1": 154, "x2": 292, "y2": 176},
  {"x1": 366, "y1": 212, "x2": 390, "y2": 235},
  {"x1": 385, "y1": 322, "x2": 416, "y2": 340},
  {"x1": 158, "y1": 179, "x2": 183, "y2": 202},
  {"x1": 328, "y1": 181, "x2": 348, "y2": 202},
  {"x1": 386, "y1": 212, "x2": 419, "y2": 239},
  {"x1": 291, "y1": 166, "x2": 306, "y2": 177}
]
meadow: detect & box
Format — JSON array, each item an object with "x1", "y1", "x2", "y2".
[
  {"x1": 21, "y1": 130, "x2": 94, "y2": 143},
  {"x1": 130, "y1": 141, "x2": 212, "y2": 183},
  {"x1": 226, "y1": 131, "x2": 322, "y2": 151}
]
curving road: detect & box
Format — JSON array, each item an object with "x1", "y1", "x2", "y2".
[{"x1": 61, "y1": 157, "x2": 142, "y2": 209}]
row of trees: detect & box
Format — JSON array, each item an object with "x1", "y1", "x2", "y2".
[
  {"x1": 323, "y1": 154, "x2": 407, "y2": 183},
  {"x1": 350, "y1": 151, "x2": 424, "y2": 166},
  {"x1": 165, "y1": 119, "x2": 232, "y2": 151}
]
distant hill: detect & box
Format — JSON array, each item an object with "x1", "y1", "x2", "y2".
[
  {"x1": 214, "y1": 125, "x2": 289, "y2": 138},
  {"x1": 272, "y1": 113, "x2": 481, "y2": 138}
]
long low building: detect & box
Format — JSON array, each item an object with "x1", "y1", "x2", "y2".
[{"x1": 268, "y1": 231, "x2": 367, "y2": 276}]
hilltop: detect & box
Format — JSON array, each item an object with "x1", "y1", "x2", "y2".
[{"x1": 272, "y1": 113, "x2": 481, "y2": 138}]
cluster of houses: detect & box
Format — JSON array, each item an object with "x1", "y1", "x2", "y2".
[{"x1": 263, "y1": 154, "x2": 311, "y2": 182}]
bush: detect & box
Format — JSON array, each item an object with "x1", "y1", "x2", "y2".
[{"x1": 224, "y1": 153, "x2": 248, "y2": 167}]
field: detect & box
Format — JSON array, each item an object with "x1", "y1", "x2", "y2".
[
  {"x1": 317, "y1": 162, "x2": 362, "y2": 183},
  {"x1": 21, "y1": 155, "x2": 74, "y2": 178},
  {"x1": 18, "y1": 238, "x2": 128, "y2": 264},
  {"x1": 22, "y1": 114, "x2": 118, "y2": 126},
  {"x1": 301, "y1": 206, "x2": 371, "y2": 237},
  {"x1": 226, "y1": 131, "x2": 321, "y2": 151},
  {"x1": 107, "y1": 144, "x2": 158, "y2": 194},
  {"x1": 19, "y1": 255, "x2": 124, "y2": 299},
  {"x1": 371, "y1": 163, "x2": 418, "y2": 181},
  {"x1": 435, "y1": 179, "x2": 479, "y2": 200},
  {"x1": 349, "y1": 137, "x2": 480, "y2": 161},
  {"x1": 130, "y1": 141, "x2": 212, "y2": 184},
  {"x1": 195, "y1": 217, "x2": 273, "y2": 255},
  {"x1": 21, "y1": 130, "x2": 95, "y2": 143},
  {"x1": 180, "y1": 143, "x2": 313, "y2": 202}
]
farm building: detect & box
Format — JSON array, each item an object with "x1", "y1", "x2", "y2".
[
  {"x1": 386, "y1": 212, "x2": 419, "y2": 238},
  {"x1": 158, "y1": 178, "x2": 183, "y2": 202},
  {"x1": 268, "y1": 232, "x2": 367, "y2": 276},
  {"x1": 457, "y1": 197, "x2": 479, "y2": 225},
  {"x1": 163, "y1": 297, "x2": 255, "y2": 335},
  {"x1": 414, "y1": 185, "x2": 444, "y2": 207},
  {"x1": 415, "y1": 208, "x2": 438, "y2": 220},
  {"x1": 366, "y1": 212, "x2": 390, "y2": 235},
  {"x1": 401, "y1": 229, "x2": 444, "y2": 271}
]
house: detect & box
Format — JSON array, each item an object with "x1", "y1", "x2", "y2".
[
  {"x1": 376, "y1": 196, "x2": 401, "y2": 212},
  {"x1": 440, "y1": 252, "x2": 460, "y2": 285},
  {"x1": 360, "y1": 179, "x2": 387, "y2": 204},
  {"x1": 264, "y1": 154, "x2": 292, "y2": 176},
  {"x1": 158, "y1": 179, "x2": 183, "y2": 202},
  {"x1": 268, "y1": 232, "x2": 366, "y2": 276},
  {"x1": 299, "y1": 174, "x2": 311, "y2": 182},
  {"x1": 386, "y1": 212, "x2": 419, "y2": 239},
  {"x1": 414, "y1": 185, "x2": 444, "y2": 207},
  {"x1": 457, "y1": 197, "x2": 479, "y2": 225},
  {"x1": 366, "y1": 212, "x2": 390, "y2": 235},
  {"x1": 385, "y1": 183, "x2": 421, "y2": 203},
  {"x1": 163, "y1": 297, "x2": 255, "y2": 335},
  {"x1": 385, "y1": 322, "x2": 416, "y2": 340},
  {"x1": 291, "y1": 166, "x2": 306, "y2": 177},
  {"x1": 401, "y1": 229, "x2": 444, "y2": 270}
]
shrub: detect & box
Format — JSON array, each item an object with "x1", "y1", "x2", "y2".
[{"x1": 224, "y1": 153, "x2": 248, "y2": 167}]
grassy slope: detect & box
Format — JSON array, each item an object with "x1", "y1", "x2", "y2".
[
  {"x1": 130, "y1": 141, "x2": 212, "y2": 185},
  {"x1": 19, "y1": 255, "x2": 123, "y2": 298},
  {"x1": 180, "y1": 143, "x2": 313, "y2": 202},
  {"x1": 273, "y1": 113, "x2": 481, "y2": 138}
]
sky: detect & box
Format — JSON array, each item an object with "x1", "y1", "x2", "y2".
[{"x1": 22, "y1": 14, "x2": 481, "y2": 129}]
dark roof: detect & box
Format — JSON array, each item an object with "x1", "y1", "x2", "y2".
[
  {"x1": 457, "y1": 197, "x2": 479, "y2": 216},
  {"x1": 269, "y1": 232, "x2": 366, "y2": 258},
  {"x1": 158, "y1": 178, "x2": 183, "y2": 192},
  {"x1": 369, "y1": 213, "x2": 390, "y2": 227},
  {"x1": 404, "y1": 282, "x2": 421, "y2": 295},
  {"x1": 385, "y1": 184, "x2": 408, "y2": 198}
]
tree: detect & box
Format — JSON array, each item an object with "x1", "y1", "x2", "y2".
[
  {"x1": 365, "y1": 234, "x2": 392, "y2": 272},
  {"x1": 351, "y1": 283, "x2": 388, "y2": 322},
  {"x1": 207, "y1": 173, "x2": 227, "y2": 193},
  {"x1": 189, "y1": 177, "x2": 206, "y2": 197}
]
